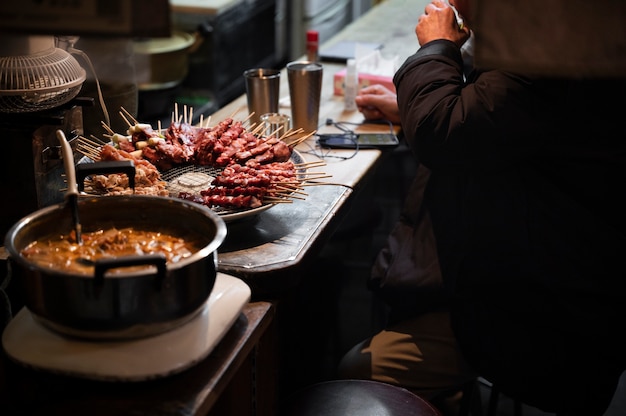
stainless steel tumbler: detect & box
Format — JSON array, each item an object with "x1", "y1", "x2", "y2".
[
  {"x1": 243, "y1": 68, "x2": 281, "y2": 126},
  {"x1": 286, "y1": 61, "x2": 323, "y2": 133}
]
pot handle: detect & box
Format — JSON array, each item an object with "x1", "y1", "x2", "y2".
[
  {"x1": 93, "y1": 254, "x2": 167, "y2": 290},
  {"x1": 75, "y1": 160, "x2": 136, "y2": 192},
  {"x1": 187, "y1": 22, "x2": 211, "y2": 54}
]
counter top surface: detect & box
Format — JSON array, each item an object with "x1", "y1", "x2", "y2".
[{"x1": 211, "y1": 0, "x2": 425, "y2": 289}]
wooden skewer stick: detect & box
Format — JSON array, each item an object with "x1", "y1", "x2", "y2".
[
  {"x1": 272, "y1": 182, "x2": 305, "y2": 190},
  {"x1": 251, "y1": 123, "x2": 266, "y2": 136},
  {"x1": 75, "y1": 145, "x2": 101, "y2": 161},
  {"x1": 294, "y1": 161, "x2": 327, "y2": 168},
  {"x1": 286, "y1": 131, "x2": 316, "y2": 148},
  {"x1": 263, "y1": 198, "x2": 293, "y2": 204},
  {"x1": 279, "y1": 128, "x2": 303, "y2": 141},
  {"x1": 120, "y1": 107, "x2": 138, "y2": 125},
  {"x1": 272, "y1": 194, "x2": 305, "y2": 201},
  {"x1": 272, "y1": 181, "x2": 305, "y2": 187},
  {"x1": 264, "y1": 125, "x2": 286, "y2": 139},
  {"x1": 100, "y1": 121, "x2": 115, "y2": 135},
  {"x1": 76, "y1": 146, "x2": 100, "y2": 158},
  {"x1": 118, "y1": 111, "x2": 132, "y2": 128},
  {"x1": 76, "y1": 139, "x2": 101, "y2": 152},
  {"x1": 229, "y1": 106, "x2": 248, "y2": 121},
  {"x1": 299, "y1": 181, "x2": 347, "y2": 187},
  {"x1": 299, "y1": 172, "x2": 329, "y2": 177},
  {"x1": 82, "y1": 135, "x2": 106, "y2": 147},
  {"x1": 301, "y1": 174, "x2": 334, "y2": 181},
  {"x1": 269, "y1": 189, "x2": 301, "y2": 196},
  {"x1": 87, "y1": 135, "x2": 107, "y2": 145},
  {"x1": 273, "y1": 185, "x2": 308, "y2": 196},
  {"x1": 76, "y1": 143, "x2": 100, "y2": 155}
]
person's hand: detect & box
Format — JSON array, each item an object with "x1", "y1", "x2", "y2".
[
  {"x1": 355, "y1": 84, "x2": 401, "y2": 124},
  {"x1": 416, "y1": 0, "x2": 470, "y2": 48}
]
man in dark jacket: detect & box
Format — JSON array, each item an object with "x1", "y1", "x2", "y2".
[
  {"x1": 394, "y1": 0, "x2": 626, "y2": 414},
  {"x1": 341, "y1": 0, "x2": 626, "y2": 414}
]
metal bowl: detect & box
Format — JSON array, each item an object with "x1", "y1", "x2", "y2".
[{"x1": 4, "y1": 195, "x2": 227, "y2": 340}]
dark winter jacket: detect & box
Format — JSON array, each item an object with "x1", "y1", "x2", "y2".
[{"x1": 394, "y1": 38, "x2": 626, "y2": 415}]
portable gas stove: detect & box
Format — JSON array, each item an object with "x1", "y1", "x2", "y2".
[{"x1": 2, "y1": 273, "x2": 250, "y2": 382}]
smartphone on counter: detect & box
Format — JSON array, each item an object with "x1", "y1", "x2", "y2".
[{"x1": 317, "y1": 133, "x2": 399, "y2": 149}]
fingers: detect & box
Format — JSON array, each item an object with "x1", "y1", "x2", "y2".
[
  {"x1": 358, "y1": 106, "x2": 384, "y2": 121},
  {"x1": 359, "y1": 84, "x2": 394, "y2": 96},
  {"x1": 425, "y1": 0, "x2": 446, "y2": 13}
]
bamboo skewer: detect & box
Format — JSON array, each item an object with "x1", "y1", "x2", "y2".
[
  {"x1": 251, "y1": 123, "x2": 266, "y2": 136},
  {"x1": 299, "y1": 172, "x2": 331, "y2": 179},
  {"x1": 284, "y1": 131, "x2": 316, "y2": 148},
  {"x1": 299, "y1": 181, "x2": 348, "y2": 187},
  {"x1": 76, "y1": 136, "x2": 106, "y2": 160},
  {"x1": 263, "y1": 198, "x2": 293, "y2": 204},
  {"x1": 101, "y1": 121, "x2": 115, "y2": 135},
  {"x1": 279, "y1": 128, "x2": 304, "y2": 141},
  {"x1": 120, "y1": 107, "x2": 138, "y2": 125},
  {"x1": 295, "y1": 161, "x2": 326, "y2": 168},
  {"x1": 119, "y1": 111, "x2": 132, "y2": 128},
  {"x1": 231, "y1": 106, "x2": 248, "y2": 121},
  {"x1": 273, "y1": 185, "x2": 308, "y2": 196}
]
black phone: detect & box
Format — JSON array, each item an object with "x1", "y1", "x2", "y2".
[{"x1": 317, "y1": 133, "x2": 399, "y2": 149}]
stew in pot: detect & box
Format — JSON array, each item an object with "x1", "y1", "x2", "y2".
[{"x1": 20, "y1": 227, "x2": 204, "y2": 275}]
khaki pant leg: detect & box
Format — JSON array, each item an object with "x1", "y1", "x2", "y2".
[{"x1": 337, "y1": 310, "x2": 476, "y2": 400}]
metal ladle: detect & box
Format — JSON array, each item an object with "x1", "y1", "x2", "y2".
[{"x1": 56, "y1": 130, "x2": 82, "y2": 244}]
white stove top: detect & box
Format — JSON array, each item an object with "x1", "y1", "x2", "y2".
[{"x1": 1, "y1": 273, "x2": 250, "y2": 382}]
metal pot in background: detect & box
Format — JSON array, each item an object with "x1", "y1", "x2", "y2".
[
  {"x1": 133, "y1": 31, "x2": 200, "y2": 91},
  {"x1": 133, "y1": 30, "x2": 203, "y2": 121},
  {"x1": 4, "y1": 195, "x2": 227, "y2": 340}
]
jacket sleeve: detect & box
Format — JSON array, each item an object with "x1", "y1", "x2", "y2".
[{"x1": 393, "y1": 39, "x2": 538, "y2": 172}]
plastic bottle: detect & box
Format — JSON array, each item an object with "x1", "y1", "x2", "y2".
[
  {"x1": 306, "y1": 30, "x2": 319, "y2": 62},
  {"x1": 344, "y1": 58, "x2": 358, "y2": 112}
]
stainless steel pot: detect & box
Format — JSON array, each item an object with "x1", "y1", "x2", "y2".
[
  {"x1": 4, "y1": 195, "x2": 227, "y2": 340},
  {"x1": 133, "y1": 31, "x2": 200, "y2": 91}
]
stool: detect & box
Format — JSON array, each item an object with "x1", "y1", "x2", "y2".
[{"x1": 282, "y1": 379, "x2": 442, "y2": 416}]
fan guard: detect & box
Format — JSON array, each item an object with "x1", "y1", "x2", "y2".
[{"x1": 0, "y1": 41, "x2": 86, "y2": 113}]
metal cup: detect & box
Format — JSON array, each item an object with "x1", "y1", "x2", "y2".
[
  {"x1": 243, "y1": 68, "x2": 281, "y2": 126},
  {"x1": 286, "y1": 61, "x2": 323, "y2": 133},
  {"x1": 260, "y1": 113, "x2": 291, "y2": 138}
]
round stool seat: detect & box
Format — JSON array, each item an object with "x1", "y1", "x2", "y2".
[{"x1": 282, "y1": 379, "x2": 442, "y2": 416}]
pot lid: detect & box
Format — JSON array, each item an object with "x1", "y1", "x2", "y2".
[{"x1": 133, "y1": 31, "x2": 195, "y2": 55}]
